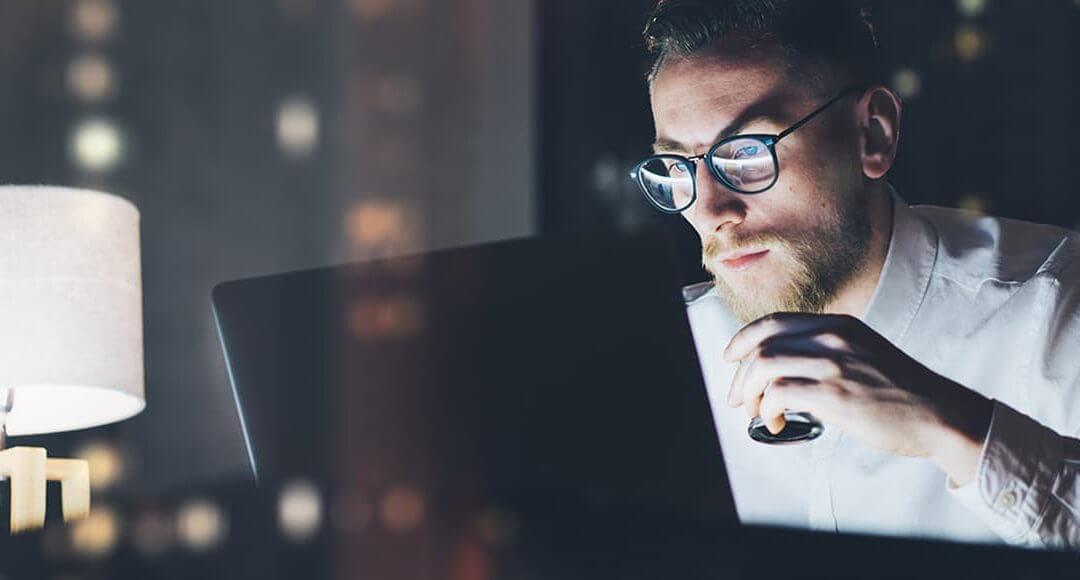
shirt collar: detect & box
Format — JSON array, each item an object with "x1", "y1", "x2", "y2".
[{"x1": 860, "y1": 188, "x2": 939, "y2": 344}]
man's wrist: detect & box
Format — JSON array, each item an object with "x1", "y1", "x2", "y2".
[{"x1": 926, "y1": 379, "x2": 993, "y2": 486}]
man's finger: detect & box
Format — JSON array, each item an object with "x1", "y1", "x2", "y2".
[
  {"x1": 738, "y1": 353, "x2": 840, "y2": 418},
  {"x1": 728, "y1": 353, "x2": 756, "y2": 406},
  {"x1": 728, "y1": 332, "x2": 847, "y2": 409},
  {"x1": 723, "y1": 312, "x2": 853, "y2": 362},
  {"x1": 759, "y1": 378, "x2": 818, "y2": 435}
]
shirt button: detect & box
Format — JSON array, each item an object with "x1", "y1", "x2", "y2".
[{"x1": 996, "y1": 490, "x2": 1018, "y2": 510}]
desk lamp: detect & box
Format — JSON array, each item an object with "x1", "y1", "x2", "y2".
[{"x1": 0, "y1": 186, "x2": 144, "y2": 532}]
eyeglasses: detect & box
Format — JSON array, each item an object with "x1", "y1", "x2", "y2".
[{"x1": 630, "y1": 85, "x2": 864, "y2": 214}]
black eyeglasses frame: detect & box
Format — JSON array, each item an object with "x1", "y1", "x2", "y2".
[{"x1": 630, "y1": 85, "x2": 866, "y2": 214}]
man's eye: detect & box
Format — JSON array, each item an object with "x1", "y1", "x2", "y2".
[{"x1": 667, "y1": 162, "x2": 688, "y2": 175}]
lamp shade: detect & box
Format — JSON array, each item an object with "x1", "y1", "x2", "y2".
[{"x1": 0, "y1": 186, "x2": 144, "y2": 436}]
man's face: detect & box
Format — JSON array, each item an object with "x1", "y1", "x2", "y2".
[{"x1": 650, "y1": 45, "x2": 872, "y2": 322}]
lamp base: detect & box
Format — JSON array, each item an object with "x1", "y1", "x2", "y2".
[{"x1": 0, "y1": 447, "x2": 90, "y2": 533}]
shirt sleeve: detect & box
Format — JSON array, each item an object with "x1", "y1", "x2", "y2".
[{"x1": 946, "y1": 400, "x2": 1080, "y2": 548}]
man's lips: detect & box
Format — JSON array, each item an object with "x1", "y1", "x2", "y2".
[{"x1": 718, "y1": 249, "x2": 769, "y2": 271}]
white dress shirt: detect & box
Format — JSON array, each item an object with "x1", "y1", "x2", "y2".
[{"x1": 684, "y1": 191, "x2": 1080, "y2": 549}]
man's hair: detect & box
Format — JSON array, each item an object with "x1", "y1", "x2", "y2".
[{"x1": 643, "y1": 0, "x2": 882, "y2": 87}]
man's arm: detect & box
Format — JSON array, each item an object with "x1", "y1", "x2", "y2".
[
  {"x1": 947, "y1": 401, "x2": 1080, "y2": 548},
  {"x1": 723, "y1": 312, "x2": 1079, "y2": 548}
]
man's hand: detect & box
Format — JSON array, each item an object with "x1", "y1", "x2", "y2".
[{"x1": 724, "y1": 312, "x2": 993, "y2": 486}]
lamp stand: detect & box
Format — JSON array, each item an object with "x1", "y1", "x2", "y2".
[{"x1": 0, "y1": 389, "x2": 91, "y2": 533}]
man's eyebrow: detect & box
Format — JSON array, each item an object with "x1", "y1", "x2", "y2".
[
  {"x1": 651, "y1": 87, "x2": 794, "y2": 155},
  {"x1": 652, "y1": 114, "x2": 769, "y2": 154}
]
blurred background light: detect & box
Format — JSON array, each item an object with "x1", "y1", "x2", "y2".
[
  {"x1": 451, "y1": 540, "x2": 493, "y2": 580},
  {"x1": 276, "y1": 96, "x2": 320, "y2": 158},
  {"x1": 73, "y1": 440, "x2": 125, "y2": 491},
  {"x1": 278, "y1": 479, "x2": 323, "y2": 542},
  {"x1": 349, "y1": 0, "x2": 395, "y2": 20},
  {"x1": 66, "y1": 54, "x2": 116, "y2": 103},
  {"x1": 958, "y1": 194, "x2": 989, "y2": 214},
  {"x1": 69, "y1": 117, "x2": 125, "y2": 173},
  {"x1": 380, "y1": 485, "x2": 426, "y2": 532},
  {"x1": 345, "y1": 200, "x2": 411, "y2": 247},
  {"x1": 957, "y1": 0, "x2": 988, "y2": 18},
  {"x1": 70, "y1": 506, "x2": 120, "y2": 559},
  {"x1": 590, "y1": 155, "x2": 620, "y2": 197},
  {"x1": 891, "y1": 68, "x2": 922, "y2": 100},
  {"x1": 177, "y1": 499, "x2": 228, "y2": 551},
  {"x1": 348, "y1": 297, "x2": 424, "y2": 339},
  {"x1": 955, "y1": 25, "x2": 987, "y2": 61},
  {"x1": 68, "y1": 0, "x2": 119, "y2": 43}
]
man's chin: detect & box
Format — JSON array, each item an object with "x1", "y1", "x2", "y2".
[{"x1": 711, "y1": 278, "x2": 791, "y2": 323}]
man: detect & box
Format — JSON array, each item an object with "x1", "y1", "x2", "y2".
[{"x1": 633, "y1": 0, "x2": 1080, "y2": 548}]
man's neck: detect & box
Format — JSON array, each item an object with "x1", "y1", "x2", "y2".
[{"x1": 824, "y1": 182, "x2": 895, "y2": 318}]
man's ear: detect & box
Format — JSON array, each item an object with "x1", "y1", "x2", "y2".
[{"x1": 857, "y1": 85, "x2": 902, "y2": 180}]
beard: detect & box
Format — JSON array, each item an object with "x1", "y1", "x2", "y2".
[{"x1": 702, "y1": 192, "x2": 872, "y2": 324}]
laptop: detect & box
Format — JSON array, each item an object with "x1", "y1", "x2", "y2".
[{"x1": 212, "y1": 228, "x2": 736, "y2": 577}]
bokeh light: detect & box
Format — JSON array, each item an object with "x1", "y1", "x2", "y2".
[
  {"x1": 451, "y1": 540, "x2": 493, "y2": 580},
  {"x1": 70, "y1": 117, "x2": 126, "y2": 173},
  {"x1": 955, "y1": 25, "x2": 987, "y2": 62},
  {"x1": 276, "y1": 96, "x2": 320, "y2": 158},
  {"x1": 73, "y1": 440, "x2": 124, "y2": 491},
  {"x1": 70, "y1": 506, "x2": 120, "y2": 559},
  {"x1": 957, "y1": 0, "x2": 987, "y2": 18},
  {"x1": 348, "y1": 297, "x2": 424, "y2": 339},
  {"x1": 66, "y1": 54, "x2": 116, "y2": 103},
  {"x1": 344, "y1": 200, "x2": 411, "y2": 247},
  {"x1": 891, "y1": 68, "x2": 922, "y2": 100},
  {"x1": 380, "y1": 485, "x2": 426, "y2": 532},
  {"x1": 278, "y1": 479, "x2": 323, "y2": 542},
  {"x1": 958, "y1": 194, "x2": 988, "y2": 214},
  {"x1": 177, "y1": 499, "x2": 228, "y2": 551},
  {"x1": 69, "y1": 0, "x2": 119, "y2": 43}
]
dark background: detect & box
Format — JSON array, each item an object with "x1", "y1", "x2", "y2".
[{"x1": 0, "y1": 0, "x2": 1076, "y2": 569}]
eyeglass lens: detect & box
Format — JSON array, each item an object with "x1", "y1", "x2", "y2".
[
  {"x1": 637, "y1": 156, "x2": 695, "y2": 211},
  {"x1": 637, "y1": 137, "x2": 778, "y2": 211},
  {"x1": 710, "y1": 137, "x2": 776, "y2": 193}
]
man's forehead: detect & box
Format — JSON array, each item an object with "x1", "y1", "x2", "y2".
[
  {"x1": 650, "y1": 54, "x2": 801, "y2": 151},
  {"x1": 651, "y1": 42, "x2": 792, "y2": 103}
]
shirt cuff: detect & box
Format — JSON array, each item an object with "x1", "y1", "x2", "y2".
[{"x1": 945, "y1": 400, "x2": 1063, "y2": 545}]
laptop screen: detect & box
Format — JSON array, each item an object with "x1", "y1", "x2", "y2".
[{"x1": 213, "y1": 228, "x2": 737, "y2": 577}]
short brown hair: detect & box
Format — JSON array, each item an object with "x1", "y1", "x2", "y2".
[{"x1": 644, "y1": 0, "x2": 882, "y2": 86}]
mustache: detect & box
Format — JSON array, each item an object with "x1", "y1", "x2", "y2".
[{"x1": 701, "y1": 232, "x2": 788, "y2": 262}]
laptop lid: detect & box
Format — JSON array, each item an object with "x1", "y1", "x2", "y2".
[{"x1": 212, "y1": 228, "x2": 736, "y2": 574}]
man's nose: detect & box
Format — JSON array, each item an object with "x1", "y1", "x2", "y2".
[{"x1": 692, "y1": 160, "x2": 746, "y2": 233}]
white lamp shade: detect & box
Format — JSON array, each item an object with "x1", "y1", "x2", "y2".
[{"x1": 0, "y1": 186, "x2": 144, "y2": 435}]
